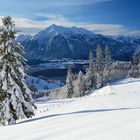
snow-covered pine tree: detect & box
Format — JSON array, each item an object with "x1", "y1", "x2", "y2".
[
  {"x1": 86, "y1": 51, "x2": 96, "y2": 90},
  {"x1": 96, "y1": 45, "x2": 103, "y2": 88},
  {"x1": 138, "y1": 58, "x2": 140, "y2": 77},
  {"x1": 66, "y1": 66, "x2": 74, "y2": 98},
  {"x1": 96, "y1": 45, "x2": 103, "y2": 68},
  {"x1": 105, "y1": 46, "x2": 111, "y2": 83},
  {"x1": 132, "y1": 56, "x2": 139, "y2": 78},
  {"x1": 77, "y1": 71, "x2": 86, "y2": 97},
  {"x1": 0, "y1": 16, "x2": 35, "y2": 125},
  {"x1": 127, "y1": 60, "x2": 134, "y2": 78}
]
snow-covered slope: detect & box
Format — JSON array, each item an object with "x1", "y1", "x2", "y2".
[
  {"x1": 27, "y1": 76, "x2": 60, "y2": 91},
  {"x1": 112, "y1": 35, "x2": 140, "y2": 58},
  {"x1": 133, "y1": 45, "x2": 140, "y2": 60},
  {"x1": 16, "y1": 34, "x2": 32, "y2": 43},
  {"x1": 112, "y1": 35, "x2": 140, "y2": 45},
  {"x1": 0, "y1": 78, "x2": 140, "y2": 140}
]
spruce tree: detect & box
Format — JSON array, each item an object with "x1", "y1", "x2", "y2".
[
  {"x1": 66, "y1": 66, "x2": 74, "y2": 98},
  {"x1": 86, "y1": 51, "x2": 96, "y2": 90},
  {"x1": 105, "y1": 46, "x2": 111, "y2": 83},
  {"x1": 132, "y1": 56, "x2": 139, "y2": 78},
  {"x1": 96, "y1": 45, "x2": 103, "y2": 88},
  {"x1": 77, "y1": 71, "x2": 86, "y2": 97},
  {"x1": 138, "y1": 58, "x2": 140, "y2": 77},
  {"x1": 0, "y1": 16, "x2": 35, "y2": 125},
  {"x1": 96, "y1": 45, "x2": 103, "y2": 68}
]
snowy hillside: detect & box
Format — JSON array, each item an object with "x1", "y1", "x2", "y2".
[
  {"x1": 27, "y1": 76, "x2": 60, "y2": 91},
  {"x1": 112, "y1": 35, "x2": 140, "y2": 45},
  {"x1": 0, "y1": 78, "x2": 140, "y2": 140}
]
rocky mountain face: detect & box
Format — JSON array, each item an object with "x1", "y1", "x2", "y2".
[
  {"x1": 111, "y1": 35, "x2": 140, "y2": 61},
  {"x1": 111, "y1": 35, "x2": 140, "y2": 46},
  {"x1": 17, "y1": 24, "x2": 140, "y2": 62}
]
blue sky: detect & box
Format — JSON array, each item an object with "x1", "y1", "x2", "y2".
[{"x1": 0, "y1": 0, "x2": 139, "y2": 35}]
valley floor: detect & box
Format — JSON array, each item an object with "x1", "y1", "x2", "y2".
[{"x1": 0, "y1": 78, "x2": 140, "y2": 140}]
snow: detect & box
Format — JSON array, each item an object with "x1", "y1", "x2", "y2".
[
  {"x1": 27, "y1": 76, "x2": 60, "y2": 91},
  {"x1": 35, "y1": 24, "x2": 97, "y2": 43},
  {"x1": 0, "y1": 78, "x2": 140, "y2": 140},
  {"x1": 46, "y1": 24, "x2": 96, "y2": 36},
  {"x1": 16, "y1": 34, "x2": 32, "y2": 43},
  {"x1": 134, "y1": 45, "x2": 140, "y2": 56},
  {"x1": 112, "y1": 35, "x2": 140, "y2": 46}
]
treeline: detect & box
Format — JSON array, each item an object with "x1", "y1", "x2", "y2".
[{"x1": 65, "y1": 45, "x2": 140, "y2": 98}]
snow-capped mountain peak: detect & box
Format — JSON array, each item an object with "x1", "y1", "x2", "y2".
[
  {"x1": 17, "y1": 25, "x2": 140, "y2": 61},
  {"x1": 40, "y1": 24, "x2": 96, "y2": 37}
]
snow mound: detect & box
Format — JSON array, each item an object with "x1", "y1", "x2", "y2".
[{"x1": 91, "y1": 85, "x2": 113, "y2": 96}]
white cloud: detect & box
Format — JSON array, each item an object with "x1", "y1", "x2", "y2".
[
  {"x1": 44, "y1": 0, "x2": 114, "y2": 6},
  {"x1": 0, "y1": 14, "x2": 139, "y2": 36},
  {"x1": 76, "y1": 23, "x2": 126, "y2": 35},
  {"x1": 125, "y1": 30, "x2": 140, "y2": 36}
]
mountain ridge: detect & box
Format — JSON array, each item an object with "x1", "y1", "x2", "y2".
[{"x1": 17, "y1": 25, "x2": 140, "y2": 61}]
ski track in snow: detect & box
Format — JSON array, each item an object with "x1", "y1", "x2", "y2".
[{"x1": 0, "y1": 78, "x2": 140, "y2": 140}]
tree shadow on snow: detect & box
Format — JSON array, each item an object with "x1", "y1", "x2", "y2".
[{"x1": 18, "y1": 107, "x2": 140, "y2": 125}]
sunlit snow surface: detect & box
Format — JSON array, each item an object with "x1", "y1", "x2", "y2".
[{"x1": 0, "y1": 78, "x2": 140, "y2": 140}]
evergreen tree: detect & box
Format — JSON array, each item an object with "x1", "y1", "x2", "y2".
[
  {"x1": 89, "y1": 51, "x2": 94, "y2": 76},
  {"x1": 86, "y1": 51, "x2": 96, "y2": 90},
  {"x1": 96, "y1": 45, "x2": 103, "y2": 68},
  {"x1": 138, "y1": 58, "x2": 140, "y2": 77},
  {"x1": 77, "y1": 71, "x2": 86, "y2": 97},
  {"x1": 96, "y1": 45, "x2": 103, "y2": 88},
  {"x1": 0, "y1": 16, "x2": 35, "y2": 125},
  {"x1": 66, "y1": 66, "x2": 74, "y2": 98},
  {"x1": 105, "y1": 46, "x2": 111, "y2": 83},
  {"x1": 132, "y1": 56, "x2": 139, "y2": 78},
  {"x1": 128, "y1": 61, "x2": 134, "y2": 78}
]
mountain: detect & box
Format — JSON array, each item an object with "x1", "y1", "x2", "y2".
[
  {"x1": 111, "y1": 35, "x2": 140, "y2": 61},
  {"x1": 111, "y1": 35, "x2": 140, "y2": 46},
  {"x1": 133, "y1": 45, "x2": 140, "y2": 61},
  {"x1": 16, "y1": 34, "x2": 32, "y2": 43},
  {"x1": 17, "y1": 24, "x2": 139, "y2": 61}
]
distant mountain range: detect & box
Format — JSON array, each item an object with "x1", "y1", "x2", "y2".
[
  {"x1": 16, "y1": 24, "x2": 140, "y2": 62},
  {"x1": 111, "y1": 35, "x2": 140, "y2": 60}
]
